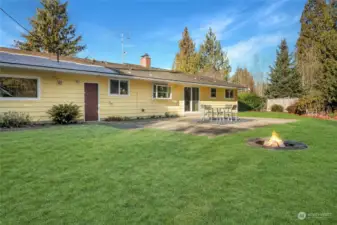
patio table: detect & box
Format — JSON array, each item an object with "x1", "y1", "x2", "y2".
[
  {"x1": 201, "y1": 105, "x2": 238, "y2": 123},
  {"x1": 211, "y1": 105, "x2": 233, "y2": 123}
]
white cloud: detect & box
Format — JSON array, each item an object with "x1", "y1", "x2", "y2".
[
  {"x1": 188, "y1": 17, "x2": 234, "y2": 46},
  {"x1": 0, "y1": 13, "x2": 24, "y2": 47},
  {"x1": 199, "y1": 18, "x2": 234, "y2": 39},
  {"x1": 259, "y1": 14, "x2": 288, "y2": 27},
  {"x1": 226, "y1": 34, "x2": 282, "y2": 60},
  {"x1": 260, "y1": 0, "x2": 291, "y2": 17},
  {"x1": 258, "y1": 13, "x2": 300, "y2": 28},
  {"x1": 0, "y1": 28, "x2": 16, "y2": 47},
  {"x1": 14, "y1": 24, "x2": 25, "y2": 33},
  {"x1": 145, "y1": 0, "x2": 293, "y2": 45},
  {"x1": 225, "y1": 33, "x2": 285, "y2": 74}
]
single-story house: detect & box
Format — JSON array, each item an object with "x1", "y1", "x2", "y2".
[{"x1": 0, "y1": 47, "x2": 243, "y2": 121}]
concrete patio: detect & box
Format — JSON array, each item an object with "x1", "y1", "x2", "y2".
[{"x1": 101, "y1": 115, "x2": 297, "y2": 137}]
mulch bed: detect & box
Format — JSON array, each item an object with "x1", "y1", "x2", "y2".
[
  {"x1": 301, "y1": 115, "x2": 337, "y2": 120},
  {"x1": 0, "y1": 123, "x2": 86, "y2": 132}
]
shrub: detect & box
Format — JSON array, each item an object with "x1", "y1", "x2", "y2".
[
  {"x1": 170, "y1": 113, "x2": 179, "y2": 118},
  {"x1": 165, "y1": 112, "x2": 170, "y2": 118},
  {"x1": 0, "y1": 111, "x2": 31, "y2": 128},
  {"x1": 286, "y1": 104, "x2": 297, "y2": 114},
  {"x1": 271, "y1": 104, "x2": 284, "y2": 112},
  {"x1": 238, "y1": 93, "x2": 266, "y2": 112},
  {"x1": 293, "y1": 96, "x2": 324, "y2": 115},
  {"x1": 47, "y1": 103, "x2": 81, "y2": 124},
  {"x1": 105, "y1": 116, "x2": 123, "y2": 121},
  {"x1": 105, "y1": 116, "x2": 132, "y2": 121},
  {"x1": 286, "y1": 102, "x2": 306, "y2": 115}
]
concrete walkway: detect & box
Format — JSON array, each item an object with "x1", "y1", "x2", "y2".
[{"x1": 101, "y1": 116, "x2": 297, "y2": 137}]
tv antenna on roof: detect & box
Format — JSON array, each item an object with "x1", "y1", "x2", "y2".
[{"x1": 121, "y1": 33, "x2": 130, "y2": 64}]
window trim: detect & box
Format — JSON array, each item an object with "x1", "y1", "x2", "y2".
[
  {"x1": 0, "y1": 74, "x2": 41, "y2": 101},
  {"x1": 152, "y1": 83, "x2": 172, "y2": 100},
  {"x1": 224, "y1": 89, "x2": 235, "y2": 99},
  {"x1": 108, "y1": 78, "x2": 130, "y2": 96},
  {"x1": 210, "y1": 88, "x2": 217, "y2": 99}
]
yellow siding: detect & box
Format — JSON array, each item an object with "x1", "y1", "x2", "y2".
[
  {"x1": 199, "y1": 86, "x2": 238, "y2": 109},
  {"x1": 0, "y1": 68, "x2": 237, "y2": 121}
]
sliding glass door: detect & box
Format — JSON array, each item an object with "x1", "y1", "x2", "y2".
[{"x1": 184, "y1": 87, "x2": 199, "y2": 112}]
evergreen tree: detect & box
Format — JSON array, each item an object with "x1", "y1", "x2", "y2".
[
  {"x1": 296, "y1": 0, "x2": 337, "y2": 102},
  {"x1": 199, "y1": 28, "x2": 231, "y2": 80},
  {"x1": 173, "y1": 27, "x2": 200, "y2": 74},
  {"x1": 15, "y1": 0, "x2": 85, "y2": 56},
  {"x1": 315, "y1": 0, "x2": 337, "y2": 103},
  {"x1": 265, "y1": 39, "x2": 303, "y2": 98}
]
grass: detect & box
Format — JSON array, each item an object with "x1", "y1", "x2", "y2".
[{"x1": 1, "y1": 115, "x2": 337, "y2": 224}]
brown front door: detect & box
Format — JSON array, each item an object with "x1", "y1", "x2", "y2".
[{"x1": 84, "y1": 83, "x2": 99, "y2": 121}]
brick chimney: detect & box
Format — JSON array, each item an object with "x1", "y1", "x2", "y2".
[{"x1": 140, "y1": 53, "x2": 151, "y2": 68}]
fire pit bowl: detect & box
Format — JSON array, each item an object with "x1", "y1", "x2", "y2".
[
  {"x1": 247, "y1": 131, "x2": 308, "y2": 150},
  {"x1": 247, "y1": 137, "x2": 308, "y2": 150}
]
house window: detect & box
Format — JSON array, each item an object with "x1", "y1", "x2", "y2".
[
  {"x1": 210, "y1": 88, "x2": 217, "y2": 98},
  {"x1": 0, "y1": 76, "x2": 39, "y2": 99},
  {"x1": 153, "y1": 84, "x2": 171, "y2": 99},
  {"x1": 225, "y1": 89, "x2": 234, "y2": 99},
  {"x1": 109, "y1": 79, "x2": 129, "y2": 96}
]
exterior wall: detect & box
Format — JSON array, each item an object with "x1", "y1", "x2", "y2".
[
  {"x1": 0, "y1": 67, "x2": 237, "y2": 121},
  {"x1": 199, "y1": 86, "x2": 237, "y2": 109}
]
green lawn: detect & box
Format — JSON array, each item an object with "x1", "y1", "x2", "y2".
[{"x1": 1, "y1": 114, "x2": 336, "y2": 224}]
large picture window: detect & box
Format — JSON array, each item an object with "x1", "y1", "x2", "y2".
[
  {"x1": 225, "y1": 89, "x2": 234, "y2": 99},
  {"x1": 109, "y1": 79, "x2": 129, "y2": 96},
  {"x1": 0, "y1": 76, "x2": 39, "y2": 99},
  {"x1": 153, "y1": 84, "x2": 171, "y2": 99}
]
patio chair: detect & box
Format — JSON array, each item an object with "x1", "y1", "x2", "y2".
[
  {"x1": 201, "y1": 105, "x2": 212, "y2": 121},
  {"x1": 224, "y1": 105, "x2": 233, "y2": 121},
  {"x1": 215, "y1": 107, "x2": 225, "y2": 124},
  {"x1": 231, "y1": 104, "x2": 238, "y2": 121}
]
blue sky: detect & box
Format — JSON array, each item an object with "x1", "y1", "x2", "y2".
[{"x1": 0, "y1": 0, "x2": 306, "y2": 78}]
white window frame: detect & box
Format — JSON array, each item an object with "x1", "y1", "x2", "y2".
[
  {"x1": 152, "y1": 83, "x2": 172, "y2": 100},
  {"x1": 210, "y1": 88, "x2": 217, "y2": 99},
  {"x1": 0, "y1": 74, "x2": 41, "y2": 101},
  {"x1": 225, "y1": 89, "x2": 234, "y2": 99},
  {"x1": 108, "y1": 78, "x2": 130, "y2": 96}
]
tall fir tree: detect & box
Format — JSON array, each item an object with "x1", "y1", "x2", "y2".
[
  {"x1": 296, "y1": 0, "x2": 337, "y2": 102},
  {"x1": 173, "y1": 27, "x2": 200, "y2": 74},
  {"x1": 265, "y1": 39, "x2": 303, "y2": 98},
  {"x1": 199, "y1": 28, "x2": 231, "y2": 81},
  {"x1": 315, "y1": 0, "x2": 337, "y2": 103},
  {"x1": 15, "y1": 0, "x2": 85, "y2": 56}
]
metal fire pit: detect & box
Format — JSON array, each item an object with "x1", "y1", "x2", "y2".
[{"x1": 247, "y1": 138, "x2": 308, "y2": 150}]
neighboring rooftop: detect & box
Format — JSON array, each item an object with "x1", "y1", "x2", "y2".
[{"x1": 0, "y1": 47, "x2": 244, "y2": 88}]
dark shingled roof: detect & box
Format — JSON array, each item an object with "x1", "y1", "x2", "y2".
[
  {"x1": 0, "y1": 47, "x2": 244, "y2": 88},
  {"x1": 0, "y1": 52, "x2": 118, "y2": 75},
  {"x1": 114, "y1": 68, "x2": 243, "y2": 88}
]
